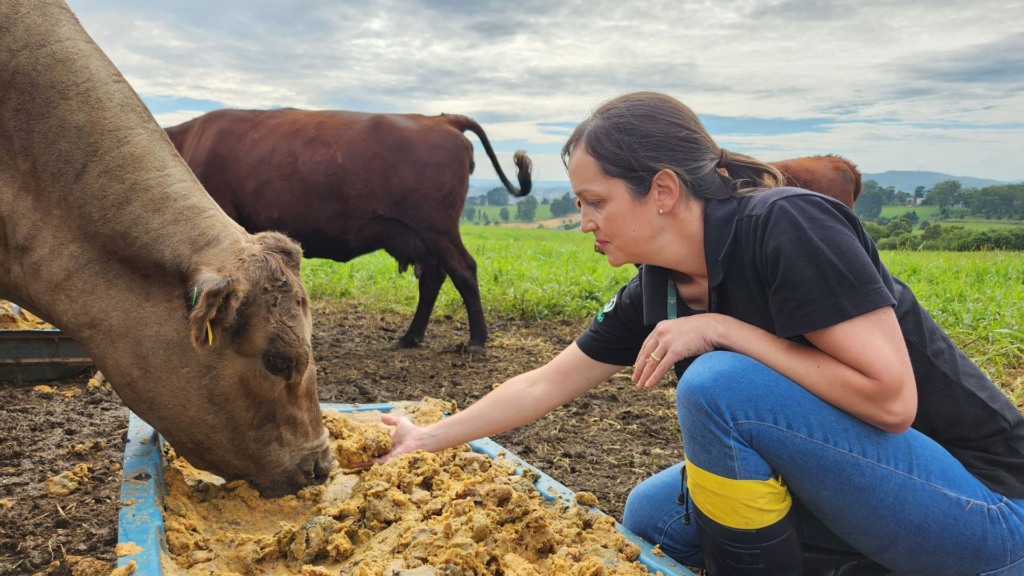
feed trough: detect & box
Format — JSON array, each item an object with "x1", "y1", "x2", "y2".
[
  {"x1": 117, "y1": 402, "x2": 695, "y2": 575},
  {"x1": 0, "y1": 328, "x2": 92, "y2": 382},
  {"x1": 0, "y1": 301, "x2": 92, "y2": 382}
]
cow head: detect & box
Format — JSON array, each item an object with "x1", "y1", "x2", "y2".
[{"x1": 165, "y1": 231, "x2": 334, "y2": 497}]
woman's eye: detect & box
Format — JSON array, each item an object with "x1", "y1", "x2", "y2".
[{"x1": 262, "y1": 355, "x2": 293, "y2": 379}]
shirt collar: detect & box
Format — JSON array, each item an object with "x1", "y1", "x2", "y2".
[
  {"x1": 704, "y1": 196, "x2": 740, "y2": 288},
  {"x1": 640, "y1": 197, "x2": 740, "y2": 324}
]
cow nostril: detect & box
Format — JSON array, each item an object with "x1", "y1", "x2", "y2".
[
  {"x1": 298, "y1": 446, "x2": 335, "y2": 486},
  {"x1": 314, "y1": 451, "x2": 335, "y2": 481}
]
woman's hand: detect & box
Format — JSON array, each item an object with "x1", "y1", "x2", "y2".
[
  {"x1": 359, "y1": 414, "x2": 426, "y2": 466},
  {"x1": 632, "y1": 314, "x2": 724, "y2": 389}
]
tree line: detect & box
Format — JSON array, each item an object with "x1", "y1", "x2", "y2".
[
  {"x1": 464, "y1": 181, "x2": 1024, "y2": 251},
  {"x1": 855, "y1": 180, "x2": 1024, "y2": 251},
  {"x1": 855, "y1": 180, "x2": 1024, "y2": 220},
  {"x1": 463, "y1": 188, "x2": 578, "y2": 225}
]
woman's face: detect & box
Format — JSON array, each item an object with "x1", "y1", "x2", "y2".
[{"x1": 568, "y1": 146, "x2": 658, "y2": 267}]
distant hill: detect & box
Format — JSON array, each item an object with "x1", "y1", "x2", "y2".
[{"x1": 861, "y1": 171, "x2": 1012, "y2": 193}]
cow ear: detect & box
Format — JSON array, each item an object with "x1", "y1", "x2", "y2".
[
  {"x1": 255, "y1": 231, "x2": 303, "y2": 272},
  {"x1": 187, "y1": 272, "x2": 241, "y2": 349}
]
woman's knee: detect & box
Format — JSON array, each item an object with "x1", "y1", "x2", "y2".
[{"x1": 676, "y1": 351, "x2": 761, "y2": 417}]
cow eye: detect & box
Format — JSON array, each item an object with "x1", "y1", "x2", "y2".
[{"x1": 262, "y1": 354, "x2": 293, "y2": 380}]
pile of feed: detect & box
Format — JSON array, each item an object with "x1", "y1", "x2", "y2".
[
  {"x1": 0, "y1": 300, "x2": 53, "y2": 330},
  {"x1": 158, "y1": 398, "x2": 661, "y2": 575}
]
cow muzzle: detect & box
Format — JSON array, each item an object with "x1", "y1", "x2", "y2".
[{"x1": 254, "y1": 429, "x2": 335, "y2": 498}]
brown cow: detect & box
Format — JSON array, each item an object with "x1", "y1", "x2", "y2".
[
  {"x1": 166, "y1": 108, "x2": 533, "y2": 351},
  {"x1": 1, "y1": 0, "x2": 332, "y2": 496},
  {"x1": 772, "y1": 154, "x2": 862, "y2": 209}
]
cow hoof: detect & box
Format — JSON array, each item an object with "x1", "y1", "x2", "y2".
[
  {"x1": 397, "y1": 335, "x2": 423, "y2": 348},
  {"x1": 462, "y1": 343, "x2": 487, "y2": 355}
]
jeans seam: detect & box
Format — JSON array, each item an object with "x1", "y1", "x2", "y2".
[
  {"x1": 733, "y1": 420, "x2": 998, "y2": 509},
  {"x1": 992, "y1": 498, "x2": 1012, "y2": 569},
  {"x1": 658, "y1": 511, "x2": 690, "y2": 546},
  {"x1": 729, "y1": 427, "x2": 743, "y2": 479}
]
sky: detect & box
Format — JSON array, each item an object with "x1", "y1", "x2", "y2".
[{"x1": 64, "y1": 0, "x2": 1024, "y2": 184}]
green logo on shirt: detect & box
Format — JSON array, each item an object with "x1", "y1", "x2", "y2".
[{"x1": 596, "y1": 295, "x2": 617, "y2": 322}]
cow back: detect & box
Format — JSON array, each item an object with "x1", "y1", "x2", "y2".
[
  {"x1": 166, "y1": 109, "x2": 477, "y2": 262},
  {"x1": 772, "y1": 155, "x2": 862, "y2": 209}
]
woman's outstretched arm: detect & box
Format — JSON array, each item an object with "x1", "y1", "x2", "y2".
[{"x1": 378, "y1": 343, "x2": 624, "y2": 461}]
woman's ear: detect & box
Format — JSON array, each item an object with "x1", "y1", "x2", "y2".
[{"x1": 650, "y1": 168, "x2": 682, "y2": 211}]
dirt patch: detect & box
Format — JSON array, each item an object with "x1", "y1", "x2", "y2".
[{"x1": 0, "y1": 300, "x2": 684, "y2": 575}]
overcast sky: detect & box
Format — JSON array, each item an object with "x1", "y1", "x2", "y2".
[{"x1": 65, "y1": 0, "x2": 1024, "y2": 184}]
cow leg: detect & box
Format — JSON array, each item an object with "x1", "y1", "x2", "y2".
[
  {"x1": 399, "y1": 261, "x2": 446, "y2": 349},
  {"x1": 435, "y1": 242, "x2": 487, "y2": 352}
]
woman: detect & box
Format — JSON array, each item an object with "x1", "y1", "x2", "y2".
[{"x1": 376, "y1": 92, "x2": 1024, "y2": 575}]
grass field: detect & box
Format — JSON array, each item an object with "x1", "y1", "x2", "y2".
[
  {"x1": 302, "y1": 225, "x2": 1023, "y2": 405},
  {"x1": 463, "y1": 203, "x2": 553, "y2": 223},
  {"x1": 881, "y1": 205, "x2": 1024, "y2": 231},
  {"x1": 464, "y1": 203, "x2": 581, "y2": 228},
  {"x1": 880, "y1": 205, "x2": 942, "y2": 220}
]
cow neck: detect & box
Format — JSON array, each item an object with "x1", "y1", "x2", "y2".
[{"x1": 0, "y1": 0, "x2": 249, "y2": 388}]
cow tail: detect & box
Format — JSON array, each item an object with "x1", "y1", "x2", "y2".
[{"x1": 445, "y1": 114, "x2": 533, "y2": 197}]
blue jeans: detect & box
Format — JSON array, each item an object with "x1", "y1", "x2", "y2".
[{"x1": 622, "y1": 351, "x2": 1024, "y2": 576}]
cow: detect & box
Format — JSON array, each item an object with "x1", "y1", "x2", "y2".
[
  {"x1": 772, "y1": 154, "x2": 862, "y2": 209},
  {"x1": 165, "y1": 108, "x2": 533, "y2": 351},
  {"x1": 1, "y1": 0, "x2": 333, "y2": 497}
]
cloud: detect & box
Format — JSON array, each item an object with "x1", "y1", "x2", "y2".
[
  {"x1": 896, "y1": 32, "x2": 1024, "y2": 89},
  {"x1": 66, "y1": 0, "x2": 1024, "y2": 181}
]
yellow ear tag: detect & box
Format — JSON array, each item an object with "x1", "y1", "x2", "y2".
[{"x1": 206, "y1": 320, "x2": 214, "y2": 346}]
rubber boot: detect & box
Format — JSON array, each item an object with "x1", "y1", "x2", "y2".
[
  {"x1": 694, "y1": 507, "x2": 802, "y2": 576},
  {"x1": 801, "y1": 545, "x2": 893, "y2": 576}
]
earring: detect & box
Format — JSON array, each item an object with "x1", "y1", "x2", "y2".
[{"x1": 658, "y1": 208, "x2": 665, "y2": 215}]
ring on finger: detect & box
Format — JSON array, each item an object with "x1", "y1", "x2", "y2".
[{"x1": 649, "y1": 352, "x2": 661, "y2": 363}]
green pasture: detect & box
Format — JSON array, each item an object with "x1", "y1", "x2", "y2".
[
  {"x1": 881, "y1": 251, "x2": 1023, "y2": 389},
  {"x1": 303, "y1": 225, "x2": 1023, "y2": 404},
  {"x1": 926, "y1": 219, "x2": 1024, "y2": 232},
  {"x1": 881, "y1": 205, "x2": 1024, "y2": 232},
  {"x1": 465, "y1": 203, "x2": 556, "y2": 223},
  {"x1": 880, "y1": 205, "x2": 942, "y2": 220},
  {"x1": 303, "y1": 226, "x2": 630, "y2": 321}
]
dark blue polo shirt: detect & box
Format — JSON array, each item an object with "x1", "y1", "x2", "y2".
[{"x1": 576, "y1": 187, "x2": 1024, "y2": 498}]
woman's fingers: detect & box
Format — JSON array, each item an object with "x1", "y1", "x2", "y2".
[{"x1": 632, "y1": 348, "x2": 668, "y2": 389}]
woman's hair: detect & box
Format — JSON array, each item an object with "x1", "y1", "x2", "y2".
[{"x1": 561, "y1": 92, "x2": 784, "y2": 200}]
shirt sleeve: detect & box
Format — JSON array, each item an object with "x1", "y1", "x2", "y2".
[
  {"x1": 754, "y1": 195, "x2": 896, "y2": 338},
  {"x1": 575, "y1": 273, "x2": 651, "y2": 367}
]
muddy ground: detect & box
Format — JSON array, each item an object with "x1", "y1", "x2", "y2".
[{"x1": 0, "y1": 300, "x2": 685, "y2": 575}]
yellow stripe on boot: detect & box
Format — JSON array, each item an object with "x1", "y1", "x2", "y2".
[{"x1": 686, "y1": 459, "x2": 792, "y2": 530}]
